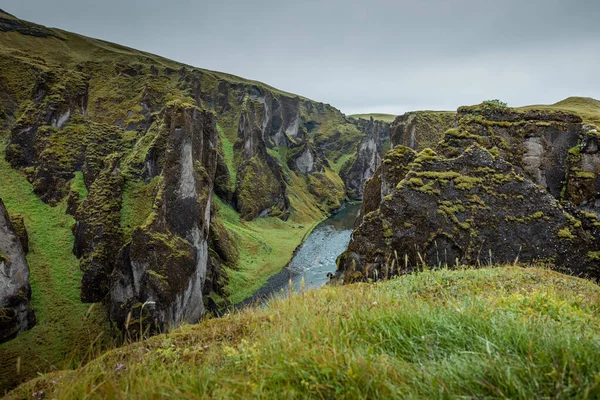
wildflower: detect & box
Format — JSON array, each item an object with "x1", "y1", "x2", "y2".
[{"x1": 114, "y1": 363, "x2": 125, "y2": 372}]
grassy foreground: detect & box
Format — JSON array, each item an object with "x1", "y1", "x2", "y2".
[{"x1": 8, "y1": 266, "x2": 600, "y2": 399}]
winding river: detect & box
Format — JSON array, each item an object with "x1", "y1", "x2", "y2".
[{"x1": 242, "y1": 203, "x2": 361, "y2": 304}]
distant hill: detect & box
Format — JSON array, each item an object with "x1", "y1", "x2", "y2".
[
  {"x1": 349, "y1": 113, "x2": 398, "y2": 123},
  {"x1": 520, "y1": 97, "x2": 600, "y2": 128}
]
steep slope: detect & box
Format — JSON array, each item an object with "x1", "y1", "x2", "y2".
[
  {"x1": 338, "y1": 102, "x2": 600, "y2": 282},
  {"x1": 7, "y1": 267, "x2": 600, "y2": 399}
]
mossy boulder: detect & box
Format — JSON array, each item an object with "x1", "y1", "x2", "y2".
[
  {"x1": 0, "y1": 198, "x2": 35, "y2": 343},
  {"x1": 338, "y1": 105, "x2": 600, "y2": 283}
]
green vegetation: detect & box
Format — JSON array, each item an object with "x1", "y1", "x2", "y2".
[
  {"x1": 0, "y1": 140, "x2": 108, "y2": 392},
  {"x1": 396, "y1": 111, "x2": 456, "y2": 151},
  {"x1": 69, "y1": 171, "x2": 88, "y2": 201},
  {"x1": 216, "y1": 194, "x2": 324, "y2": 304},
  {"x1": 520, "y1": 97, "x2": 600, "y2": 128},
  {"x1": 120, "y1": 177, "x2": 160, "y2": 242},
  {"x1": 9, "y1": 266, "x2": 600, "y2": 399},
  {"x1": 349, "y1": 113, "x2": 397, "y2": 123},
  {"x1": 483, "y1": 99, "x2": 508, "y2": 108}
]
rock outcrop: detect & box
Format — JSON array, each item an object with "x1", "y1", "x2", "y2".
[
  {"x1": 0, "y1": 199, "x2": 35, "y2": 343},
  {"x1": 391, "y1": 111, "x2": 455, "y2": 150},
  {"x1": 234, "y1": 99, "x2": 290, "y2": 220},
  {"x1": 338, "y1": 103, "x2": 600, "y2": 282},
  {"x1": 109, "y1": 104, "x2": 218, "y2": 334},
  {"x1": 341, "y1": 118, "x2": 391, "y2": 199}
]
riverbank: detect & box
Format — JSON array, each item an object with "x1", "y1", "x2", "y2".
[{"x1": 240, "y1": 203, "x2": 361, "y2": 306}]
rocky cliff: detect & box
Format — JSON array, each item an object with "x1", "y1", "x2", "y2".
[
  {"x1": 0, "y1": 199, "x2": 35, "y2": 343},
  {"x1": 340, "y1": 117, "x2": 391, "y2": 199},
  {"x1": 338, "y1": 103, "x2": 600, "y2": 282},
  {"x1": 390, "y1": 111, "x2": 455, "y2": 151}
]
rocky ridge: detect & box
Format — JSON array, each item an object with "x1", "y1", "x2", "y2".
[{"x1": 338, "y1": 103, "x2": 600, "y2": 282}]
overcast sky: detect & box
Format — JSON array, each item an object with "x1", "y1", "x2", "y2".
[{"x1": 2, "y1": 0, "x2": 599, "y2": 115}]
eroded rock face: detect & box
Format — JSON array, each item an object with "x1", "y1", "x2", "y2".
[
  {"x1": 234, "y1": 99, "x2": 290, "y2": 220},
  {"x1": 341, "y1": 118, "x2": 391, "y2": 199},
  {"x1": 338, "y1": 104, "x2": 600, "y2": 282},
  {"x1": 391, "y1": 111, "x2": 456, "y2": 150},
  {"x1": 109, "y1": 105, "x2": 218, "y2": 333},
  {"x1": 0, "y1": 199, "x2": 35, "y2": 343},
  {"x1": 565, "y1": 126, "x2": 600, "y2": 207}
]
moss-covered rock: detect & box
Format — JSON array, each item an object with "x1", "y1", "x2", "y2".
[
  {"x1": 0, "y1": 198, "x2": 35, "y2": 343},
  {"x1": 338, "y1": 105, "x2": 600, "y2": 283},
  {"x1": 74, "y1": 153, "x2": 124, "y2": 302},
  {"x1": 391, "y1": 110, "x2": 455, "y2": 150},
  {"x1": 234, "y1": 99, "x2": 290, "y2": 220},
  {"x1": 8, "y1": 213, "x2": 28, "y2": 253},
  {"x1": 109, "y1": 104, "x2": 219, "y2": 336},
  {"x1": 340, "y1": 117, "x2": 391, "y2": 199}
]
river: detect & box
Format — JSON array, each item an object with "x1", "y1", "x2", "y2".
[{"x1": 241, "y1": 203, "x2": 361, "y2": 305}]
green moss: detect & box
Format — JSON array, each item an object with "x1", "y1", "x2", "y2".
[
  {"x1": 0, "y1": 251, "x2": 8, "y2": 263},
  {"x1": 120, "y1": 177, "x2": 161, "y2": 242},
  {"x1": 575, "y1": 171, "x2": 595, "y2": 179},
  {"x1": 70, "y1": 171, "x2": 88, "y2": 201},
  {"x1": 408, "y1": 177, "x2": 423, "y2": 186},
  {"x1": 587, "y1": 251, "x2": 600, "y2": 261},
  {"x1": 557, "y1": 227, "x2": 576, "y2": 240}
]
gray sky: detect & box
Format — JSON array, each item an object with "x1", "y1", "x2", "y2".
[{"x1": 2, "y1": 0, "x2": 599, "y2": 115}]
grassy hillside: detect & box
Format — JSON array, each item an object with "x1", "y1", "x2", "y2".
[
  {"x1": 520, "y1": 97, "x2": 600, "y2": 128},
  {"x1": 0, "y1": 139, "x2": 109, "y2": 392},
  {"x1": 7, "y1": 266, "x2": 600, "y2": 399},
  {"x1": 349, "y1": 113, "x2": 398, "y2": 123}
]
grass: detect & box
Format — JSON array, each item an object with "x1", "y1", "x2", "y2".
[
  {"x1": 330, "y1": 153, "x2": 353, "y2": 174},
  {"x1": 0, "y1": 139, "x2": 109, "y2": 394},
  {"x1": 520, "y1": 97, "x2": 600, "y2": 128},
  {"x1": 349, "y1": 113, "x2": 398, "y2": 123},
  {"x1": 69, "y1": 171, "x2": 88, "y2": 201},
  {"x1": 217, "y1": 124, "x2": 237, "y2": 183},
  {"x1": 120, "y1": 177, "x2": 160, "y2": 242},
  {"x1": 8, "y1": 266, "x2": 600, "y2": 399}
]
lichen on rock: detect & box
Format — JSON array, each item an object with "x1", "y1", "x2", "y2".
[{"x1": 338, "y1": 103, "x2": 600, "y2": 283}]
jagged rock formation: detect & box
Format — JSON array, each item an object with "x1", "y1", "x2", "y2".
[
  {"x1": 341, "y1": 117, "x2": 391, "y2": 199},
  {"x1": 108, "y1": 104, "x2": 217, "y2": 332},
  {"x1": 391, "y1": 111, "x2": 455, "y2": 150},
  {"x1": 234, "y1": 99, "x2": 290, "y2": 220},
  {"x1": 338, "y1": 103, "x2": 600, "y2": 282},
  {"x1": 565, "y1": 125, "x2": 600, "y2": 207},
  {"x1": 0, "y1": 199, "x2": 35, "y2": 343}
]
